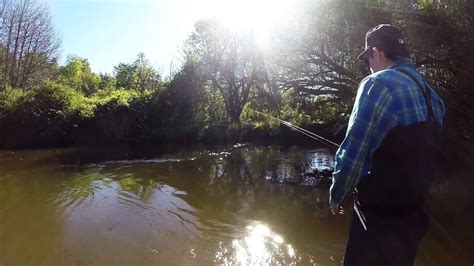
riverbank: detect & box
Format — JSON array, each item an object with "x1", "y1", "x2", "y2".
[{"x1": 0, "y1": 118, "x2": 347, "y2": 150}]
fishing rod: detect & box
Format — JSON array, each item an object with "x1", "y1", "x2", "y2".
[
  {"x1": 250, "y1": 110, "x2": 367, "y2": 226},
  {"x1": 250, "y1": 110, "x2": 340, "y2": 148}
]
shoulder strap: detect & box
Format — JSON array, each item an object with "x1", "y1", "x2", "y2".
[{"x1": 396, "y1": 68, "x2": 435, "y2": 122}]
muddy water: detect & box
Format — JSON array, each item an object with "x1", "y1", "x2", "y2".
[{"x1": 0, "y1": 144, "x2": 471, "y2": 265}]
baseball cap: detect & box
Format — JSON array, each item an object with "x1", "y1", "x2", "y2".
[{"x1": 357, "y1": 24, "x2": 409, "y2": 60}]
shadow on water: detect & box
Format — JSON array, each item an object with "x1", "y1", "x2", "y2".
[{"x1": 0, "y1": 143, "x2": 472, "y2": 265}]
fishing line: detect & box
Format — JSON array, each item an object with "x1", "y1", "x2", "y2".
[{"x1": 250, "y1": 110, "x2": 340, "y2": 148}]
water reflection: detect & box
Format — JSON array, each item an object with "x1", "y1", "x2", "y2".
[
  {"x1": 215, "y1": 222, "x2": 299, "y2": 265},
  {"x1": 204, "y1": 146, "x2": 333, "y2": 187}
]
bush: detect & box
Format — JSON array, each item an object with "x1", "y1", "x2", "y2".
[
  {"x1": 88, "y1": 89, "x2": 143, "y2": 142},
  {"x1": 0, "y1": 82, "x2": 86, "y2": 147}
]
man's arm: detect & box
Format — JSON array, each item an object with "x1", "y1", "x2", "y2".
[
  {"x1": 330, "y1": 77, "x2": 396, "y2": 209},
  {"x1": 429, "y1": 86, "x2": 446, "y2": 126}
]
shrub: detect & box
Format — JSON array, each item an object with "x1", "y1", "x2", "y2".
[
  {"x1": 0, "y1": 82, "x2": 86, "y2": 147},
  {"x1": 90, "y1": 89, "x2": 143, "y2": 142}
]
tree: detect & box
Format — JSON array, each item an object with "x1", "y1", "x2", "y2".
[
  {"x1": 184, "y1": 19, "x2": 268, "y2": 124},
  {"x1": 58, "y1": 55, "x2": 100, "y2": 95},
  {"x1": 271, "y1": 1, "x2": 392, "y2": 106},
  {"x1": 114, "y1": 62, "x2": 137, "y2": 89},
  {"x1": 163, "y1": 60, "x2": 203, "y2": 125},
  {"x1": 270, "y1": 0, "x2": 474, "y2": 138},
  {"x1": 98, "y1": 72, "x2": 115, "y2": 90},
  {"x1": 0, "y1": 0, "x2": 60, "y2": 89},
  {"x1": 0, "y1": 0, "x2": 13, "y2": 22},
  {"x1": 402, "y1": 0, "x2": 474, "y2": 138},
  {"x1": 134, "y1": 53, "x2": 161, "y2": 91},
  {"x1": 113, "y1": 53, "x2": 161, "y2": 91}
]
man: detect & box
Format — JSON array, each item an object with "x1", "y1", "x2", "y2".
[{"x1": 329, "y1": 24, "x2": 445, "y2": 265}]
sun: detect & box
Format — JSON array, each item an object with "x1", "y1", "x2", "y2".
[{"x1": 198, "y1": 0, "x2": 297, "y2": 48}]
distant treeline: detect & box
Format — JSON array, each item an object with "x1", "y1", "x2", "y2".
[{"x1": 0, "y1": 0, "x2": 472, "y2": 148}]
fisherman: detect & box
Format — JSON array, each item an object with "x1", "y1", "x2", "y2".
[{"x1": 329, "y1": 24, "x2": 445, "y2": 265}]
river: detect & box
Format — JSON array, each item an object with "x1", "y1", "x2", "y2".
[{"x1": 0, "y1": 144, "x2": 471, "y2": 265}]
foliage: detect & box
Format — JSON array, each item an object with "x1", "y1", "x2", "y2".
[
  {"x1": 184, "y1": 19, "x2": 268, "y2": 124},
  {"x1": 114, "y1": 53, "x2": 161, "y2": 91},
  {"x1": 0, "y1": 0, "x2": 60, "y2": 88},
  {"x1": 91, "y1": 89, "x2": 143, "y2": 141},
  {"x1": 271, "y1": 0, "x2": 474, "y2": 139},
  {"x1": 0, "y1": 0, "x2": 473, "y2": 148},
  {"x1": 0, "y1": 85, "x2": 27, "y2": 118},
  {"x1": 270, "y1": 1, "x2": 370, "y2": 104},
  {"x1": 58, "y1": 55, "x2": 101, "y2": 95},
  {"x1": 194, "y1": 84, "x2": 228, "y2": 127},
  {"x1": 0, "y1": 82, "x2": 87, "y2": 147}
]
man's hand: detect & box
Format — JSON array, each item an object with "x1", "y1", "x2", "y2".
[{"x1": 330, "y1": 204, "x2": 345, "y2": 215}]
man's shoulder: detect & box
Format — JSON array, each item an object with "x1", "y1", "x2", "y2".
[
  {"x1": 370, "y1": 68, "x2": 406, "y2": 81},
  {"x1": 357, "y1": 74, "x2": 393, "y2": 100},
  {"x1": 359, "y1": 70, "x2": 401, "y2": 90},
  {"x1": 365, "y1": 68, "x2": 416, "y2": 89}
]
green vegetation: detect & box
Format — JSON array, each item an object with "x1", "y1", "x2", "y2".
[{"x1": 0, "y1": 0, "x2": 473, "y2": 148}]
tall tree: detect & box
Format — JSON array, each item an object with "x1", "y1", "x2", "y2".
[
  {"x1": 58, "y1": 55, "x2": 101, "y2": 95},
  {"x1": 271, "y1": 1, "x2": 392, "y2": 106},
  {"x1": 134, "y1": 53, "x2": 161, "y2": 91},
  {"x1": 0, "y1": 0, "x2": 13, "y2": 21},
  {"x1": 271, "y1": 0, "x2": 474, "y2": 137},
  {"x1": 184, "y1": 19, "x2": 268, "y2": 124},
  {"x1": 0, "y1": 0, "x2": 60, "y2": 89},
  {"x1": 113, "y1": 53, "x2": 161, "y2": 91}
]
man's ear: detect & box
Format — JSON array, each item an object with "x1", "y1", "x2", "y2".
[{"x1": 372, "y1": 47, "x2": 381, "y2": 60}]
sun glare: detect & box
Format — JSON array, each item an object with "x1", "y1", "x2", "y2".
[
  {"x1": 198, "y1": 0, "x2": 296, "y2": 47},
  {"x1": 214, "y1": 222, "x2": 298, "y2": 264}
]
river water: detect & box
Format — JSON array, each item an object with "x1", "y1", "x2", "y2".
[{"x1": 0, "y1": 144, "x2": 471, "y2": 265}]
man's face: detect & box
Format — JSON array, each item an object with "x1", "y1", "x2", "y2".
[
  {"x1": 362, "y1": 47, "x2": 384, "y2": 73},
  {"x1": 368, "y1": 56, "x2": 377, "y2": 73},
  {"x1": 360, "y1": 49, "x2": 373, "y2": 74}
]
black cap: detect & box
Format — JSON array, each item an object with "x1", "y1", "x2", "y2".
[{"x1": 357, "y1": 24, "x2": 409, "y2": 60}]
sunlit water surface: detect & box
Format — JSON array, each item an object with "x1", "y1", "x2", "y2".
[{"x1": 0, "y1": 144, "x2": 471, "y2": 265}]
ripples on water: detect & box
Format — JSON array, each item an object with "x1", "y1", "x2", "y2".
[{"x1": 0, "y1": 145, "x2": 470, "y2": 265}]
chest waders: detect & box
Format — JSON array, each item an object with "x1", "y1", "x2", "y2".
[{"x1": 344, "y1": 69, "x2": 442, "y2": 266}]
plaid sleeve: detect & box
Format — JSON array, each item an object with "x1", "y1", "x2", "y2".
[
  {"x1": 330, "y1": 77, "x2": 395, "y2": 208},
  {"x1": 429, "y1": 86, "x2": 446, "y2": 126}
]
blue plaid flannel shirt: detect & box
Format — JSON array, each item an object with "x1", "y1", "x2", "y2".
[{"x1": 329, "y1": 58, "x2": 445, "y2": 208}]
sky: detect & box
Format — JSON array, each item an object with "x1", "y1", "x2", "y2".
[
  {"x1": 43, "y1": 0, "x2": 299, "y2": 78},
  {"x1": 44, "y1": 0, "x2": 213, "y2": 77}
]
